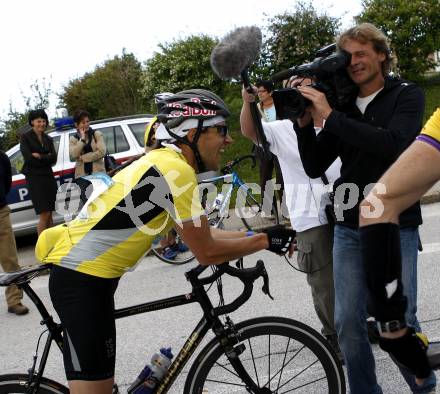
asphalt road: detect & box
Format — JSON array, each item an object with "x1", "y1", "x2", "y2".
[{"x1": 1, "y1": 202, "x2": 440, "y2": 393}]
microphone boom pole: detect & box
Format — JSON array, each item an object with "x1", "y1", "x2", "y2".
[{"x1": 240, "y1": 68, "x2": 272, "y2": 160}]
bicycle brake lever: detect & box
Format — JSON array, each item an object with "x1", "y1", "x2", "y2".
[{"x1": 261, "y1": 269, "x2": 274, "y2": 300}]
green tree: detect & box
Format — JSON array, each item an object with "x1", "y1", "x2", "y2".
[
  {"x1": 141, "y1": 35, "x2": 227, "y2": 109},
  {"x1": 60, "y1": 50, "x2": 147, "y2": 119},
  {"x1": 356, "y1": 0, "x2": 440, "y2": 79},
  {"x1": 262, "y1": 2, "x2": 341, "y2": 76},
  {"x1": 0, "y1": 78, "x2": 52, "y2": 151}
]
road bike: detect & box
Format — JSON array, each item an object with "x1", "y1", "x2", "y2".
[
  {"x1": 0, "y1": 258, "x2": 345, "y2": 393},
  {"x1": 151, "y1": 154, "x2": 282, "y2": 265}
]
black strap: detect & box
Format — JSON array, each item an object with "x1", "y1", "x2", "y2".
[{"x1": 321, "y1": 173, "x2": 329, "y2": 185}]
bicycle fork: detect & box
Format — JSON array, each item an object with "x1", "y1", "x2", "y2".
[
  {"x1": 216, "y1": 317, "x2": 272, "y2": 394},
  {"x1": 21, "y1": 284, "x2": 64, "y2": 394}
]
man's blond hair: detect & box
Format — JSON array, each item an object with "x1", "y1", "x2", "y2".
[{"x1": 337, "y1": 23, "x2": 395, "y2": 76}]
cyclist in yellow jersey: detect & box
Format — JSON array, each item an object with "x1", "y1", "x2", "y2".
[
  {"x1": 145, "y1": 101, "x2": 191, "y2": 259},
  {"x1": 36, "y1": 89, "x2": 295, "y2": 394},
  {"x1": 358, "y1": 108, "x2": 440, "y2": 385}
]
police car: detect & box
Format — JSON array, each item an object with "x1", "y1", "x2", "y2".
[{"x1": 7, "y1": 114, "x2": 154, "y2": 235}]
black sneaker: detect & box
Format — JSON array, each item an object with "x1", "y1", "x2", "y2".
[{"x1": 325, "y1": 334, "x2": 344, "y2": 364}]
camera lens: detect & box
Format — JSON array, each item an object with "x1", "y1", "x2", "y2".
[{"x1": 273, "y1": 88, "x2": 309, "y2": 120}]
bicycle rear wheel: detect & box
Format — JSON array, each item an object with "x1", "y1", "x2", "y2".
[
  {"x1": 184, "y1": 316, "x2": 345, "y2": 394},
  {"x1": 236, "y1": 185, "x2": 280, "y2": 232},
  {"x1": 0, "y1": 374, "x2": 69, "y2": 393}
]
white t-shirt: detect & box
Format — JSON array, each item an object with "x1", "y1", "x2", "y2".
[
  {"x1": 356, "y1": 88, "x2": 383, "y2": 114},
  {"x1": 261, "y1": 119, "x2": 341, "y2": 232}
]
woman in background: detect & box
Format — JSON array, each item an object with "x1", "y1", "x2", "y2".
[
  {"x1": 20, "y1": 109, "x2": 57, "y2": 235},
  {"x1": 69, "y1": 109, "x2": 106, "y2": 179}
]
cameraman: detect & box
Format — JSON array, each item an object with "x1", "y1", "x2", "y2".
[
  {"x1": 293, "y1": 23, "x2": 436, "y2": 393},
  {"x1": 240, "y1": 79, "x2": 343, "y2": 360}
]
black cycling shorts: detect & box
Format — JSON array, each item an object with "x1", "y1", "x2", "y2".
[{"x1": 49, "y1": 265, "x2": 120, "y2": 381}]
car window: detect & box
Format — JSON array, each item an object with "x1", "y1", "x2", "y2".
[
  {"x1": 9, "y1": 150, "x2": 24, "y2": 175},
  {"x1": 97, "y1": 126, "x2": 130, "y2": 154},
  {"x1": 52, "y1": 135, "x2": 61, "y2": 156},
  {"x1": 9, "y1": 135, "x2": 61, "y2": 175},
  {"x1": 128, "y1": 122, "x2": 149, "y2": 147}
]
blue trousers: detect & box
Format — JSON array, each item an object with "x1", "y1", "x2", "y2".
[{"x1": 333, "y1": 224, "x2": 436, "y2": 394}]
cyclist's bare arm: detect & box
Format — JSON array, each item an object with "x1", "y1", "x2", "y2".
[
  {"x1": 360, "y1": 140, "x2": 440, "y2": 226},
  {"x1": 209, "y1": 227, "x2": 250, "y2": 239},
  {"x1": 176, "y1": 215, "x2": 268, "y2": 265}
]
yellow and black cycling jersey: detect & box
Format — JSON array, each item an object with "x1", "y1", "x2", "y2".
[
  {"x1": 36, "y1": 147, "x2": 205, "y2": 278},
  {"x1": 417, "y1": 108, "x2": 440, "y2": 150}
]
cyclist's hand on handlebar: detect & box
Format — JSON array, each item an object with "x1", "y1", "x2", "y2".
[
  {"x1": 242, "y1": 85, "x2": 257, "y2": 103},
  {"x1": 263, "y1": 225, "x2": 296, "y2": 255}
]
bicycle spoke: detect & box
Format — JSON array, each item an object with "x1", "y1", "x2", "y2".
[
  {"x1": 276, "y1": 337, "x2": 291, "y2": 390},
  {"x1": 263, "y1": 341, "x2": 325, "y2": 391},
  {"x1": 212, "y1": 360, "x2": 241, "y2": 379},
  {"x1": 262, "y1": 343, "x2": 307, "y2": 387},
  {"x1": 248, "y1": 337, "x2": 261, "y2": 387},
  {"x1": 268, "y1": 334, "x2": 271, "y2": 391},
  {"x1": 276, "y1": 359, "x2": 322, "y2": 392},
  {"x1": 279, "y1": 375, "x2": 329, "y2": 394},
  {"x1": 205, "y1": 378, "x2": 247, "y2": 387}
]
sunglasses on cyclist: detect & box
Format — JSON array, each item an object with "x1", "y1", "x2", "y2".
[{"x1": 203, "y1": 125, "x2": 229, "y2": 137}]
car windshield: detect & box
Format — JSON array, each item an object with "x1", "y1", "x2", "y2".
[{"x1": 128, "y1": 122, "x2": 149, "y2": 147}]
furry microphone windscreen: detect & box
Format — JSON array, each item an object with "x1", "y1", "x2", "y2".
[{"x1": 211, "y1": 26, "x2": 262, "y2": 80}]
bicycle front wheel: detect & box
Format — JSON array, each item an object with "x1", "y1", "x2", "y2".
[
  {"x1": 184, "y1": 316, "x2": 345, "y2": 394},
  {"x1": 0, "y1": 374, "x2": 69, "y2": 393}
]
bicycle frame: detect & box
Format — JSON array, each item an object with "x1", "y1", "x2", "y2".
[
  {"x1": 18, "y1": 261, "x2": 267, "y2": 394},
  {"x1": 200, "y1": 170, "x2": 261, "y2": 224}
]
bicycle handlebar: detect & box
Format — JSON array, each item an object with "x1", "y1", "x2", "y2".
[
  {"x1": 221, "y1": 154, "x2": 256, "y2": 174},
  {"x1": 186, "y1": 260, "x2": 272, "y2": 316}
]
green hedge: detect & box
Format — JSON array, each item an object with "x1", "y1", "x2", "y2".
[{"x1": 421, "y1": 77, "x2": 440, "y2": 123}]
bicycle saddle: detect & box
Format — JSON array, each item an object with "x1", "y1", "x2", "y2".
[{"x1": 0, "y1": 264, "x2": 52, "y2": 286}]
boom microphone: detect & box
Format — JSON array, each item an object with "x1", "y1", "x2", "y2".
[
  {"x1": 210, "y1": 25, "x2": 274, "y2": 181},
  {"x1": 211, "y1": 26, "x2": 262, "y2": 80}
]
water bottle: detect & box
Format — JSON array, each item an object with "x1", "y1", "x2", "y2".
[
  {"x1": 127, "y1": 347, "x2": 174, "y2": 393},
  {"x1": 214, "y1": 193, "x2": 224, "y2": 210}
]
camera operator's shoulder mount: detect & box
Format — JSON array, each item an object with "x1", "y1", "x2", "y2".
[{"x1": 271, "y1": 43, "x2": 358, "y2": 120}]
